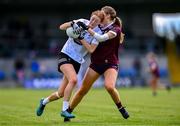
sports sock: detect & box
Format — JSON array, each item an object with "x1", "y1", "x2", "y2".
[
  {"x1": 62, "y1": 101, "x2": 69, "y2": 111},
  {"x1": 42, "y1": 98, "x2": 50, "y2": 105},
  {"x1": 67, "y1": 107, "x2": 73, "y2": 113},
  {"x1": 116, "y1": 102, "x2": 123, "y2": 110}
]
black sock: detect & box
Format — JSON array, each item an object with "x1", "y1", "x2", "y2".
[
  {"x1": 116, "y1": 102, "x2": 122, "y2": 110},
  {"x1": 67, "y1": 107, "x2": 73, "y2": 113}
]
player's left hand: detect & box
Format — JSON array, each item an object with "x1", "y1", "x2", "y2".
[
  {"x1": 71, "y1": 21, "x2": 83, "y2": 34},
  {"x1": 76, "y1": 21, "x2": 89, "y2": 30}
]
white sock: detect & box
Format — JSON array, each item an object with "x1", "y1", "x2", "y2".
[
  {"x1": 62, "y1": 101, "x2": 69, "y2": 111},
  {"x1": 42, "y1": 98, "x2": 49, "y2": 105}
]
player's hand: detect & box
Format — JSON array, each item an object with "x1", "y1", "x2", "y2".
[
  {"x1": 71, "y1": 21, "x2": 82, "y2": 34},
  {"x1": 78, "y1": 31, "x2": 86, "y2": 40},
  {"x1": 76, "y1": 21, "x2": 89, "y2": 30},
  {"x1": 78, "y1": 33, "x2": 84, "y2": 40}
]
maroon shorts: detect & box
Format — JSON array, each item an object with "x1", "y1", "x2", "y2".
[
  {"x1": 152, "y1": 71, "x2": 160, "y2": 78},
  {"x1": 90, "y1": 63, "x2": 119, "y2": 75}
]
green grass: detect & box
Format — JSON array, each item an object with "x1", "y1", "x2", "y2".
[{"x1": 0, "y1": 87, "x2": 180, "y2": 126}]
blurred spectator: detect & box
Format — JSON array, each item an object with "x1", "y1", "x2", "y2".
[
  {"x1": 49, "y1": 39, "x2": 58, "y2": 55},
  {"x1": 132, "y1": 56, "x2": 141, "y2": 77},
  {"x1": 29, "y1": 51, "x2": 40, "y2": 78},
  {"x1": 14, "y1": 57, "x2": 25, "y2": 86},
  {"x1": 124, "y1": 26, "x2": 133, "y2": 39},
  {"x1": 176, "y1": 34, "x2": 180, "y2": 56},
  {"x1": 0, "y1": 70, "x2": 6, "y2": 81},
  {"x1": 30, "y1": 60, "x2": 40, "y2": 77},
  {"x1": 40, "y1": 20, "x2": 49, "y2": 38}
]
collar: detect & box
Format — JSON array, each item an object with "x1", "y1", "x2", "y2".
[{"x1": 101, "y1": 20, "x2": 115, "y2": 30}]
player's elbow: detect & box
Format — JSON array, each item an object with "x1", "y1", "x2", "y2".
[
  {"x1": 59, "y1": 25, "x2": 65, "y2": 30},
  {"x1": 87, "y1": 46, "x2": 97, "y2": 53},
  {"x1": 59, "y1": 23, "x2": 69, "y2": 30}
]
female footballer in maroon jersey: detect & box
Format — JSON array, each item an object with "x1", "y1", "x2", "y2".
[
  {"x1": 64, "y1": 6, "x2": 129, "y2": 120},
  {"x1": 147, "y1": 52, "x2": 171, "y2": 96},
  {"x1": 147, "y1": 52, "x2": 160, "y2": 96}
]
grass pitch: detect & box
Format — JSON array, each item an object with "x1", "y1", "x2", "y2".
[{"x1": 0, "y1": 87, "x2": 180, "y2": 126}]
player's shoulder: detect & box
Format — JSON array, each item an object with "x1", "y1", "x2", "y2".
[{"x1": 111, "y1": 24, "x2": 121, "y2": 33}]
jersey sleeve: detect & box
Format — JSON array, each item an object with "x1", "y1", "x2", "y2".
[{"x1": 110, "y1": 26, "x2": 121, "y2": 36}]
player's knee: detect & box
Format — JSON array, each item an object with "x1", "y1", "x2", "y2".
[
  {"x1": 56, "y1": 91, "x2": 64, "y2": 98},
  {"x1": 69, "y1": 77, "x2": 78, "y2": 85},
  {"x1": 59, "y1": 92, "x2": 64, "y2": 98}
]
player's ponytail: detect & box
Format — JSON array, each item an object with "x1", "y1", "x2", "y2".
[
  {"x1": 114, "y1": 17, "x2": 121, "y2": 28},
  {"x1": 114, "y1": 17, "x2": 124, "y2": 44}
]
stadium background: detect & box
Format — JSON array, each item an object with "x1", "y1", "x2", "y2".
[
  {"x1": 0, "y1": 1, "x2": 180, "y2": 126},
  {"x1": 0, "y1": 0, "x2": 180, "y2": 88}
]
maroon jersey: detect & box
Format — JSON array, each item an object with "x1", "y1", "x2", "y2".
[
  {"x1": 149, "y1": 60, "x2": 160, "y2": 77},
  {"x1": 91, "y1": 24, "x2": 121, "y2": 65}
]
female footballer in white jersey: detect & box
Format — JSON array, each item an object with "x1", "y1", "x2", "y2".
[{"x1": 36, "y1": 10, "x2": 104, "y2": 120}]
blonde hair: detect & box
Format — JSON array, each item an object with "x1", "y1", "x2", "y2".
[
  {"x1": 101, "y1": 6, "x2": 124, "y2": 44},
  {"x1": 91, "y1": 10, "x2": 104, "y2": 23}
]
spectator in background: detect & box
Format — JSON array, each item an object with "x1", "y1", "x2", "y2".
[
  {"x1": 133, "y1": 56, "x2": 141, "y2": 78},
  {"x1": 29, "y1": 51, "x2": 40, "y2": 78},
  {"x1": 174, "y1": 24, "x2": 180, "y2": 57},
  {"x1": 14, "y1": 57, "x2": 25, "y2": 86},
  {"x1": 176, "y1": 33, "x2": 180, "y2": 56}
]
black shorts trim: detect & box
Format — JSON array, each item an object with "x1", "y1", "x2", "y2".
[
  {"x1": 90, "y1": 63, "x2": 119, "y2": 75},
  {"x1": 58, "y1": 52, "x2": 81, "y2": 73}
]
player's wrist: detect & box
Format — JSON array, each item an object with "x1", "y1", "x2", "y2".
[
  {"x1": 70, "y1": 20, "x2": 75, "y2": 27},
  {"x1": 87, "y1": 26, "x2": 90, "y2": 31}
]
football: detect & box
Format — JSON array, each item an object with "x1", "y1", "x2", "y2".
[{"x1": 66, "y1": 27, "x2": 80, "y2": 39}]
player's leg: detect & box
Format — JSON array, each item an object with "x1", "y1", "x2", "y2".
[
  {"x1": 60, "y1": 63, "x2": 78, "y2": 118},
  {"x1": 104, "y1": 68, "x2": 129, "y2": 119},
  {"x1": 77, "y1": 54, "x2": 91, "y2": 88},
  {"x1": 43, "y1": 76, "x2": 68, "y2": 104},
  {"x1": 36, "y1": 76, "x2": 68, "y2": 116},
  {"x1": 150, "y1": 76, "x2": 158, "y2": 96},
  {"x1": 69, "y1": 67, "x2": 100, "y2": 111},
  {"x1": 62, "y1": 67, "x2": 99, "y2": 119}
]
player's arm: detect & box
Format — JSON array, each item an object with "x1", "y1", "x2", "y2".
[
  {"x1": 59, "y1": 20, "x2": 79, "y2": 30},
  {"x1": 76, "y1": 21, "x2": 116, "y2": 42},
  {"x1": 88, "y1": 28, "x2": 116, "y2": 42},
  {"x1": 120, "y1": 32, "x2": 125, "y2": 44},
  {"x1": 151, "y1": 63, "x2": 157, "y2": 71},
  {"x1": 59, "y1": 22, "x2": 72, "y2": 30},
  {"x1": 79, "y1": 39, "x2": 98, "y2": 53}
]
